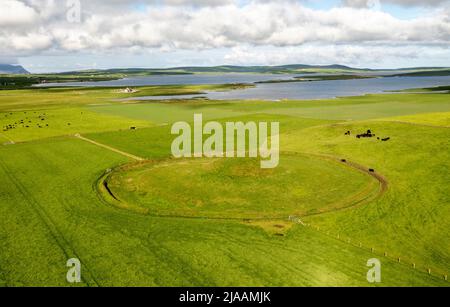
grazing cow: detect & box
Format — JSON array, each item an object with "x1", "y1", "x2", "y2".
[
  {"x1": 369, "y1": 169, "x2": 375, "y2": 173},
  {"x1": 382, "y1": 137, "x2": 390, "y2": 142},
  {"x1": 341, "y1": 159, "x2": 347, "y2": 163}
]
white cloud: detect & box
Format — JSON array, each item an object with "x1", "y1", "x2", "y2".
[
  {"x1": 0, "y1": 0, "x2": 38, "y2": 26},
  {"x1": 223, "y1": 44, "x2": 450, "y2": 67},
  {"x1": 0, "y1": 0, "x2": 449, "y2": 67},
  {"x1": 342, "y1": 0, "x2": 450, "y2": 7}
]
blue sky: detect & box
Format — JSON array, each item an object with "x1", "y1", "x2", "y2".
[{"x1": 1, "y1": 0, "x2": 449, "y2": 72}]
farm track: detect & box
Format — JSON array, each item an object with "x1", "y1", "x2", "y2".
[
  {"x1": 0, "y1": 159, "x2": 100, "y2": 286},
  {"x1": 96, "y1": 151, "x2": 388, "y2": 221},
  {"x1": 291, "y1": 151, "x2": 389, "y2": 218},
  {"x1": 75, "y1": 134, "x2": 145, "y2": 161},
  {"x1": 0, "y1": 133, "x2": 15, "y2": 144}
]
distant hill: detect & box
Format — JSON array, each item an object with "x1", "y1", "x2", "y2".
[
  {"x1": 60, "y1": 64, "x2": 450, "y2": 76},
  {"x1": 0, "y1": 64, "x2": 29, "y2": 74},
  {"x1": 59, "y1": 64, "x2": 368, "y2": 76},
  {"x1": 168, "y1": 64, "x2": 359, "y2": 73},
  {"x1": 389, "y1": 69, "x2": 450, "y2": 77}
]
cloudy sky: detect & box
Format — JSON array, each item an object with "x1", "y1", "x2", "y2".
[{"x1": 1, "y1": 0, "x2": 449, "y2": 72}]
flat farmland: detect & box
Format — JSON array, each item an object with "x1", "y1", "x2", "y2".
[{"x1": 0, "y1": 85, "x2": 449, "y2": 286}]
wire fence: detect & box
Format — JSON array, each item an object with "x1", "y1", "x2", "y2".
[{"x1": 288, "y1": 216, "x2": 449, "y2": 283}]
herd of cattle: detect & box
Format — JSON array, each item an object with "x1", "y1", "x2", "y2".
[
  {"x1": 342, "y1": 129, "x2": 390, "y2": 174},
  {"x1": 345, "y1": 130, "x2": 390, "y2": 142},
  {"x1": 2, "y1": 111, "x2": 51, "y2": 132},
  {"x1": 2, "y1": 111, "x2": 75, "y2": 132}
]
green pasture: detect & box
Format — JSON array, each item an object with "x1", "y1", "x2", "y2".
[
  {"x1": 0, "y1": 137, "x2": 446, "y2": 287},
  {"x1": 382, "y1": 112, "x2": 450, "y2": 127},
  {"x1": 87, "y1": 92, "x2": 450, "y2": 123},
  {"x1": 0, "y1": 107, "x2": 151, "y2": 142},
  {"x1": 282, "y1": 120, "x2": 450, "y2": 276},
  {"x1": 0, "y1": 84, "x2": 449, "y2": 286},
  {"x1": 105, "y1": 154, "x2": 377, "y2": 219},
  {"x1": 0, "y1": 83, "x2": 248, "y2": 112}
]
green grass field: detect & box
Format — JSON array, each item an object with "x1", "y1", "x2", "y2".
[
  {"x1": 104, "y1": 154, "x2": 378, "y2": 219},
  {"x1": 0, "y1": 85, "x2": 449, "y2": 287},
  {"x1": 0, "y1": 83, "x2": 250, "y2": 111}
]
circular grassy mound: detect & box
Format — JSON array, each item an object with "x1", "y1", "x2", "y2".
[{"x1": 105, "y1": 153, "x2": 379, "y2": 219}]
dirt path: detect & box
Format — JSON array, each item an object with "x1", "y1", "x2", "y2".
[
  {"x1": 75, "y1": 134, "x2": 145, "y2": 161},
  {"x1": 293, "y1": 152, "x2": 389, "y2": 218},
  {"x1": 0, "y1": 133, "x2": 15, "y2": 144}
]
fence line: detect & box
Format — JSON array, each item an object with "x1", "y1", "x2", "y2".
[{"x1": 288, "y1": 217, "x2": 449, "y2": 283}]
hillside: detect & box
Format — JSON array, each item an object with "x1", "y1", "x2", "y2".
[{"x1": 0, "y1": 64, "x2": 29, "y2": 74}]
